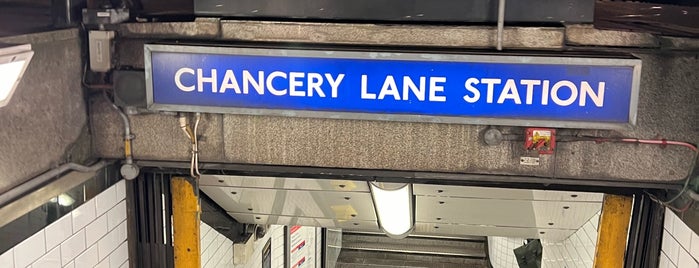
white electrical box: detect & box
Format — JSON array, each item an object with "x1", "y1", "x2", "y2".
[{"x1": 88, "y1": 30, "x2": 114, "y2": 72}]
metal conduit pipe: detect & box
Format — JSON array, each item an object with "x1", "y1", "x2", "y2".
[
  {"x1": 496, "y1": 0, "x2": 506, "y2": 51},
  {"x1": 102, "y1": 89, "x2": 133, "y2": 164},
  {"x1": 0, "y1": 160, "x2": 110, "y2": 207},
  {"x1": 102, "y1": 89, "x2": 140, "y2": 179}
]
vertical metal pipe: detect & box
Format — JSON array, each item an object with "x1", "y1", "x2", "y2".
[
  {"x1": 171, "y1": 177, "x2": 201, "y2": 267},
  {"x1": 497, "y1": 0, "x2": 506, "y2": 50},
  {"x1": 594, "y1": 194, "x2": 633, "y2": 267}
]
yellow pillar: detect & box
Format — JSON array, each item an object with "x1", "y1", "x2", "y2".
[
  {"x1": 172, "y1": 177, "x2": 201, "y2": 268},
  {"x1": 593, "y1": 194, "x2": 633, "y2": 268}
]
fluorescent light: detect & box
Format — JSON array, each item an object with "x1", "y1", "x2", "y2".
[
  {"x1": 49, "y1": 194, "x2": 76, "y2": 207},
  {"x1": 57, "y1": 194, "x2": 76, "y2": 207},
  {"x1": 0, "y1": 44, "x2": 33, "y2": 108},
  {"x1": 369, "y1": 182, "x2": 414, "y2": 238}
]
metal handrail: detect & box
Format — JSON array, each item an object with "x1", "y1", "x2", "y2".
[{"x1": 0, "y1": 160, "x2": 110, "y2": 208}]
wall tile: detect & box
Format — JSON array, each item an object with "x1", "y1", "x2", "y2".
[
  {"x1": 665, "y1": 208, "x2": 675, "y2": 233},
  {"x1": 201, "y1": 226, "x2": 218, "y2": 254},
  {"x1": 95, "y1": 186, "x2": 118, "y2": 216},
  {"x1": 664, "y1": 231, "x2": 681, "y2": 266},
  {"x1": 94, "y1": 257, "x2": 110, "y2": 268},
  {"x1": 86, "y1": 214, "x2": 109, "y2": 247},
  {"x1": 675, "y1": 218, "x2": 693, "y2": 252},
  {"x1": 659, "y1": 253, "x2": 671, "y2": 268},
  {"x1": 44, "y1": 214, "x2": 73, "y2": 251},
  {"x1": 206, "y1": 243, "x2": 231, "y2": 268},
  {"x1": 14, "y1": 230, "x2": 46, "y2": 268},
  {"x1": 691, "y1": 233, "x2": 699, "y2": 262},
  {"x1": 64, "y1": 261, "x2": 75, "y2": 268},
  {"x1": 107, "y1": 201, "x2": 127, "y2": 231},
  {"x1": 0, "y1": 249, "x2": 13, "y2": 268},
  {"x1": 200, "y1": 222, "x2": 212, "y2": 242},
  {"x1": 61, "y1": 229, "x2": 86, "y2": 266},
  {"x1": 72, "y1": 199, "x2": 97, "y2": 231},
  {"x1": 203, "y1": 234, "x2": 226, "y2": 267},
  {"x1": 97, "y1": 221, "x2": 127, "y2": 261},
  {"x1": 115, "y1": 180, "x2": 126, "y2": 200},
  {"x1": 109, "y1": 241, "x2": 129, "y2": 268},
  {"x1": 74, "y1": 244, "x2": 99, "y2": 268},
  {"x1": 678, "y1": 248, "x2": 699, "y2": 268},
  {"x1": 590, "y1": 214, "x2": 600, "y2": 230},
  {"x1": 31, "y1": 246, "x2": 61, "y2": 268}
]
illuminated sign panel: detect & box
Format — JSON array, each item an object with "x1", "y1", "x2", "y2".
[{"x1": 146, "y1": 45, "x2": 641, "y2": 129}]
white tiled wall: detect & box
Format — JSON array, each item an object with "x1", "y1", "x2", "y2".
[
  {"x1": 271, "y1": 226, "x2": 285, "y2": 268},
  {"x1": 0, "y1": 180, "x2": 128, "y2": 268},
  {"x1": 540, "y1": 212, "x2": 599, "y2": 268},
  {"x1": 488, "y1": 211, "x2": 600, "y2": 268},
  {"x1": 237, "y1": 225, "x2": 285, "y2": 268},
  {"x1": 200, "y1": 224, "x2": 288, "y2": 268},
  {"x1": 660, "y1": 208, "x2": 699, "y2": 268},
  {"x1": 200, "y1": 222, "x2": 234, "y2": 268},
  {"x1": 488, "y1": 237, "x2": 528, "y2": 268}
]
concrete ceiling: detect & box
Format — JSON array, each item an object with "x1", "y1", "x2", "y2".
[{"x1": 200, "y1": 175, "x2": 602, "y2": 241}]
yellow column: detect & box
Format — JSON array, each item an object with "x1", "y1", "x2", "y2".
[
  {"x1": 593, "y1": 194, "x2": 633, "y2": 268},
  {"x1": 172, "y1": 177, "x2": 201, "y2": 268}
]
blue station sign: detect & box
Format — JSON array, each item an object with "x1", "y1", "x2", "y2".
[{"x1": 145, "y1": 45, "x2": 641, "y2": 129}]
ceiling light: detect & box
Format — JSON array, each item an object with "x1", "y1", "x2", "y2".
[
  {"x1": 369, "y1": 182, "x2": 414, "y2": 238},
  {"x1": 49, "y1": 194, "x2": 76, "y2": 207},
  {"x1": 0, "y1": 44, "x2": 33, "y2": 108}
]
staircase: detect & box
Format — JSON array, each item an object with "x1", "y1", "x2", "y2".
[{"x1": 336, "y1": 232, "x2": 489, "y2": 268}]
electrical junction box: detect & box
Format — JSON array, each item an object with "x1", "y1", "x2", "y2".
[
  {"x1": 525, "y1": 128, "x2": 556, "y2": 154},
  {"x1": 88, "y1": 30, "x2": 114, "y2": 72}
]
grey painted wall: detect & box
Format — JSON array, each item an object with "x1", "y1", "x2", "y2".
[
  {"x1": 89, "y1": 21, "x2": 699, "y2": 183},
  {"x1": 0, "y1": 29, "x2": 90, "y2": 194}
]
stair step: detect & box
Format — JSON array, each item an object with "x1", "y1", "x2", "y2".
[
  {"x1": 339, "y1": 249, "x2": 485, "y2": 264},
  {"x1": 342, "y1": 241, "x2": 486, "y2": 258},
  {"x1": 337, "y1": 251, "x2": 489, "y2": 268},
  {"x1": 342, "y1": 233, "x2": 485, "y2": 253},
  {"x1": 336, "y1": 261, "x2": 489, "y2": 268}
]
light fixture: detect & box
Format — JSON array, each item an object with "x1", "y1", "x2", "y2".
[
  {"x1": 49, "y1": 194, "x2": 76, "y2": 207},
  {"x1": 0, "y1": 44, "x2": 34, "y2": 108},
  {"x1": 369, "y1": 182, "x2": 414, "y2": 238}
]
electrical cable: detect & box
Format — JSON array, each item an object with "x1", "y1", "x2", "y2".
[
  {"x1": 592, "y1": 137, "x2": 697, "y2": 152},
  {"x1": 179, "y1": 113, "x2": 202, "y2": 179},
  {"x1": 178, "y1": 113, "x2": 194, "y2": 178},
  {"x1": 193, "y1": 113, "x2": 202, "y2": 177},
  {"x1": 557, "y1": 135, "x2": 698, "y2": 211},
  {"x1": 592, "y1": 136, "x2": 699, "y2": 207},
  {"x1": 644, "y1": 152, "x2": 698, "y2": 212}
]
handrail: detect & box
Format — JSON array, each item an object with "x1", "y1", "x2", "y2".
[{"x1": 0, "y1": 160, "x2": 110, "y2": 208}]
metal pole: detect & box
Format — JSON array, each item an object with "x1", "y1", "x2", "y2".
[
  {"x1": 172, "y1": 176, "x2": 201, "y2": 267},
  {"x1": 497, "y1": 0, "x2": 506, "y2": 50},
  {"x1": 593, "y1": 194, "x2": 633, "y2": 267}
]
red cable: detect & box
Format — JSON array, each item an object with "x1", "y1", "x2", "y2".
[
  {"x1": 620, "y1": 138, "x2": 698, "y2": 152},
  {"x1": 594, "y1": 138, "x2": 698, "y2": 152}
]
